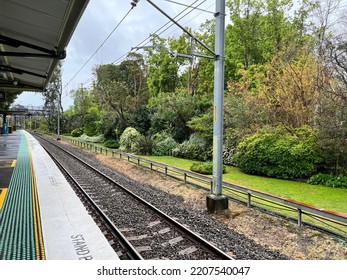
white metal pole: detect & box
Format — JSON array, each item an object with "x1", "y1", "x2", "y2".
[
  {"x1": 207, "y1": 0, "x2": 228, "y2": 212},
  {"x1": 212, "y1": 0, "x2": 226, "y2": 195}
]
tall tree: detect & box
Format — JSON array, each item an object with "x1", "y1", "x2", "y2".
[
  {"x1": 42, "y1": 61, "x2": 62, "y2": 133},
  {"x1": 145, "y1": 35, "x2": 180, "y2": 96},
  {"x1": 149, "y1": 91, "x2": 202, "y2": 142},
  {"x1": 92, "y1": 64, "x2": 130, "y2": 131},
  {"x1": 194, "y1": 20, "x2": 215, "y2": 96},
  {"x1": 92, "y1": 53, "x2": 148, "y2": 134},
  {"x1": 118, "y1": 52, "x2": 149, "y2": 106},
  {"x1": 225, "y1": 0, "x2": 294, "y2": 79},
  {"x1": 63, "y1": 87, "x2": 96, "y2": 134},
  {"x1": 313, "y1": 1, "x2": 347, "y2": 173}
]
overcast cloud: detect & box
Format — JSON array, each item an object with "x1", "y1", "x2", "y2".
[{"x1": 15, "y1": 0, "x2": 216, "y2": 109}]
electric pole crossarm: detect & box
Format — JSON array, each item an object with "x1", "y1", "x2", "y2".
[
  {"x1": 132, "y1": 46, "x2": 214, "y2": 60},
  {"x1": 174, "y1": 52, "x2": 214, "y2": 60},
  {"x1": 132, "y1": 45, "x2": 171, "y2": 53}
]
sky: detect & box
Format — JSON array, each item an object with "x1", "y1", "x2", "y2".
[{"x1": 14, "y1": 0, "x2": 217, "y2": 110}]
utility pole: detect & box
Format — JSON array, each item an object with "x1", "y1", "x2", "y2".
[
  {"x1": 134, "y1": 0, "x2": 228, "y2": 213},
  {"x1": 188, "y1": 38, "x2": 195, "y2": 94},
  {"x1": 206, "y1": 0, "x2": 228, "y2": 213}
]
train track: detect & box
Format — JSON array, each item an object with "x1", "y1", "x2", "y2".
[{"x1": 33, "y1": 133, "x2": 233, "y2": 260}]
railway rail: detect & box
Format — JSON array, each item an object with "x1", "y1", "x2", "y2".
[
  {"x1": 33, "y1": 133, "x2": 234, "y2": 260},
  {"x1": 62, "y1": 135, "x2": 347, "y2": 240}
]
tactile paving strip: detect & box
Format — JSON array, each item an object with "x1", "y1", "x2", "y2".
[{"x1": 0, "y1": 131, "x2": 45, "y2": 260}]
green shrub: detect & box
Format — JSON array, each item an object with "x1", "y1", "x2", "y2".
[
  {"x1": 307, "y1": 173, "x2": 347, "y2": 189},
  {"x1": 234, "y1": 126, "x2": 321, "y2": 179},
  {"x1": 78, "y1": 133, "x2": 105, "y2": 143},
  {"x1": 133, "y1": 135, "x2": 158, "y2": 155},
  {"x1": 71, "y1": 128, "x2": 83, "y2": 137},
  {"x1": 172, "y1": 133, "x2": 212, "y2": 161},
  {"x1": 119, "y1": 127, "x2": 141, "y2": 152},
  {"x1": 153, "y1": 133, "x2": 178, "y2": 156},
  {"x1": 103, "y1": 139, "x2": 120, "y2": 149},
  {"x1": 190, "y1": 161, "x2": 226, "y2": 175}
]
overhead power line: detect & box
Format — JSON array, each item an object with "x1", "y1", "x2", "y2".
[
  {"x1": 112, "y1": 0, "x2": 208, "y2": 64},
  {"x1": 63, "y1": 0, "x2": 212, "y2": 101},
  {"x1": 145, "y1": 0, "x2": 215, "y2": 55},
  {"x1": 63, "y1": 6, "x2": 135, "y2": 90},
  {"x1": 162, "y1": 0, "x2": 214, "y2": 14}
]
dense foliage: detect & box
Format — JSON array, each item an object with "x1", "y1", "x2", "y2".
[
  {"x1": 234, "y1": 127, "x2": 321, "y2": 179},
  {"x1": 71, "y1": 128, "x2": 83, "y2": 137},
  {"x1": 153, "y1": 133, "x2": 178, "y2": 156},
  {"x1": 172, "y1": 133, "x2": 212, "y2": 162},
  {"x1": 103, "y1": 139, "x2": 120, "y2": 149},
  {"x1": 34, "y1": 0, "x2": 347, "y2": 183},
  {"x1": 307, "y1": 173, "x2": 347, "y2": 189}
]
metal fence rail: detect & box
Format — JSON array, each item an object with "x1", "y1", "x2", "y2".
[{"x1": 62, "y1": 136, "x2": 347, "y2": 239}]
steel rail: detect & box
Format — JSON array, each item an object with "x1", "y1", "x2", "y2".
[
  {"x1": 41, "y1": 145, "x2": 143, "y2": 260},
  {"x1": 35, "y1": 133, "x2": 233, "y2": 260}
]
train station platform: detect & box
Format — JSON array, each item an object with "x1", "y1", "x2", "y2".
[{"x1": 0, "y1": 130, "x2": 119, "y2": 260}]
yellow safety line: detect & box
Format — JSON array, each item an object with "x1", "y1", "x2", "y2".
[
  {"x1": 11, "y1": 160, "x2": 16, "y2": 167},
  {"x1": 32, "y1": 168, "x2": 46, "y2": 260},
  {"x1": 25, "y1": 133, "x2": 46, "y2": 260},
  {"x1": 0, "y1": 188, "x2": 8, "y2": 211}
]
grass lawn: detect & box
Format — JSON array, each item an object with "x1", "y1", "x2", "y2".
[{"x1": 142, "y1": 156, "x2": 347, "y2": 215}]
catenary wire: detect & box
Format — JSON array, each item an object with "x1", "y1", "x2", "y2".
[
  {"x1": 161, "y1": 0, "x2": 214, "y2": 14},
  {"x1": 112, "y1": 0, "x2": 209, "y2": 64},
  {"x1": 63, "y1": 6, "x2": 135, "y2": 90},
  {"x1": 62, "y1": 0, "x2": 211, "y2": 96}
]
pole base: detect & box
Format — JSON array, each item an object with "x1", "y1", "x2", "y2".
[{"x1": 206, "y1": 194, "x2": 228, "y2": 213}]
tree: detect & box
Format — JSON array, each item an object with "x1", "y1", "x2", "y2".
[
  {"x1": 1, "y1": 91, "x2": 21, "y2": 112},
  {"x1": 149, "y1": 91, "x2": 201, "y2": 142},
  {"x1": 83, "y1": 106, "x2": 101, "y2": 136},
  {"x1": 225, "y1": 46, "x2": 321, "y2": 135},
  {"x1": 193, "y1": 20, "x2": 215, "y2": 96},
  {"x1": 92, "y1": 65, "x2": 129, "y2": 132},
  {"x1": 117, "y1": 52, "x2": 149, "y2": 107},
  {"x1": 42, "y1": 62, "x2": 63, "y2": 133},
  {"x1": 145, "y1": 35, "x2": 180, "y2": 96},
  {"x1": 169, "y1": 31, "x2": 197, "y2": 94},
  {"x1": 64, "y1": 87, "x2": 95, "y2": 133},
  {"x1": 310, "y1": 0, "x2": 347, "y2": 174},
  {"x1": 225, "y1": 0, "x2": 294, "y2": 78},
  {"x1": 92, "y1": 53, "x2": 148, "y2": 134}
]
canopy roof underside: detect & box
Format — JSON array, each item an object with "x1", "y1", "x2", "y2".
[{"x1": 0, "y1": 0, "x2": 89, "y2": 95}]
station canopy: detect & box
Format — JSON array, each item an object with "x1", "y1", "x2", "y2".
[{"x1": 0, "y1": 0, "x2": 89, "y2": 96}]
